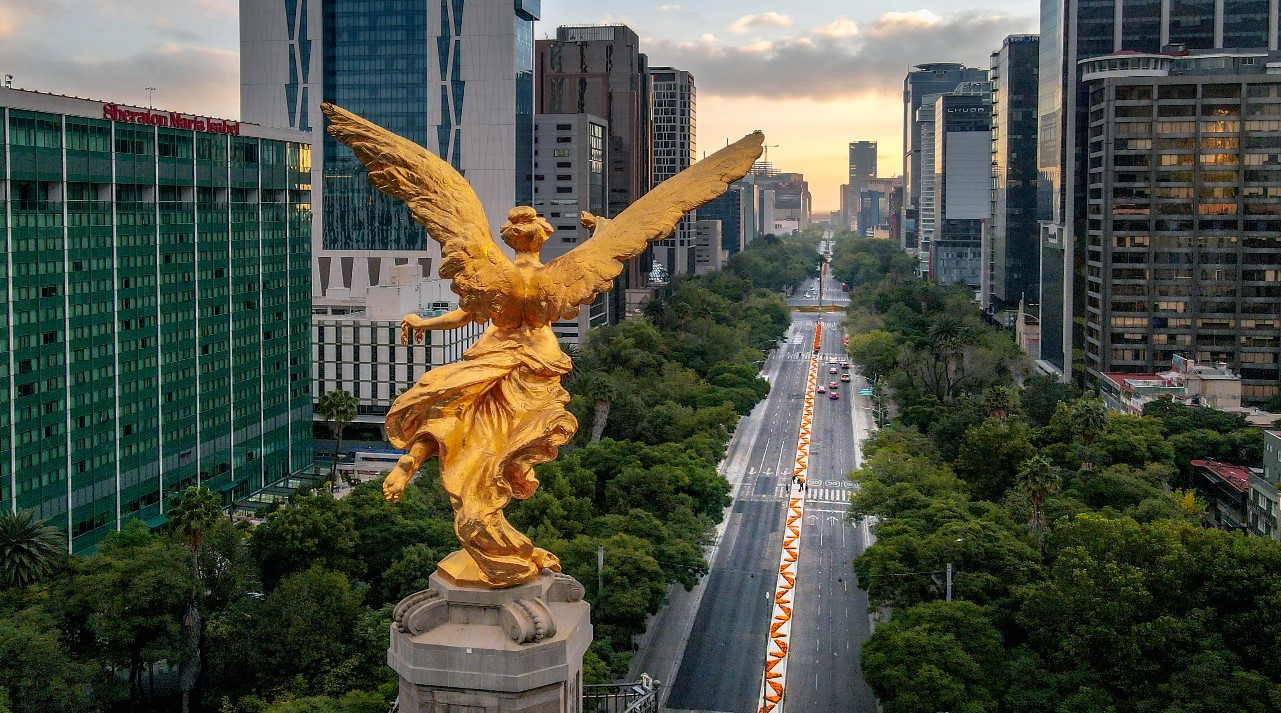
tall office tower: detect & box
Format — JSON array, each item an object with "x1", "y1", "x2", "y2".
[
  {"x1": 537, "y1": 25, "x2": 651, "y2": 218},
  {"x1": 857, "y1": 178, "x2": 900, "y2": 237},
  {"x1": 1037, "y1": 0, "x2": 1276, "y2": 378},
  {"x1": 537, "y1": 24, "x2": 652, "y2": 317},
  {"x1": 649, "y1": 67, "x2": 698, "y2": 276},
  {"x1": 531, "y1": 114, "x2": 611, "y2": 344},
  {"x1": 842, "y1": 140, "x2": 878, "y2": 230},
  {"x1": 916, "y1": 80, "x2": 992, "y2": 277},
  {"x1": 1, "y1": 87, "x2": 313, "y2": 550},
  {"x1": 240, "y1": 0, "x2": 539, "y2": 297},
  {"x1": 838, "y1": 184, "x2": 852, "y2": 229},
  {"x1": 928, "y1": 91, "x2": 992, "y2": 287},
  {"x1": 916, "y1": 97, "x2": 940, "y2": 272},
  {"x1": 750, "y1": 170, "x2": 811, "y2": 229},
  {"x1": 1075, "y1": 50, "x2": 1281, "y2": 405},
  {"x1": 887, "y1": 183, "x2": 905, "y2": 243},
  {"x1": 701, "y1": 184, "x2": 756, "y2": 255},
  {"x1": 692, "y1": 219, "x2": 725, "y2": 275},
  {"x1": 901, "y1": 63, "x2": 988, "y2": 251},
  {"x1": 848, "y1": 141, "x2": 878, "y2": 192},
  {"x1": 987, "y1": 34, "x2": 1041, "y2": 314}
]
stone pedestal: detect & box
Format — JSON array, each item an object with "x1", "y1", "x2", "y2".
[{"x1": 389, "y1": 570, "x2": 592, "y2": 713}]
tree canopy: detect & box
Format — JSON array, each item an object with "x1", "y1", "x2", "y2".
[{"x1": 829, "y1": 232, "x2": 1281, "y2": 712}]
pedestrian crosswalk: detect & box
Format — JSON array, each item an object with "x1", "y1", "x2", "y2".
[
  {"x1": 774, "y1": 481, "x2": 855, "y2": 504},
  {"x1": 808, "y1": 487, "x2": 853, "y2": 504}
]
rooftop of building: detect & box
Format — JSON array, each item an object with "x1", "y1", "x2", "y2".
[
  {"x1": 911, "y1": 63, "x2": 971, "y2": 72},
  {"x1": 1219, "y1": 407, "x2": 1281, "y2": 429},
  {"x1": 0, "y1": 85, "x2": 307, "y2": 141},
  {"x1": 1080, "y1": 47, "x2": 1281, "y2": 81},
  {"x1": 1101, "y1": 372, "x2": 1181, "y2": 393},
  {"x1": 1191, "y1": 460, "x2": 1253, "y2": 492}
]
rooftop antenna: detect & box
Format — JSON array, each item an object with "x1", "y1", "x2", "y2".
[{"x1": 145, "y1": 86, "x2": 156, "y2": 109}]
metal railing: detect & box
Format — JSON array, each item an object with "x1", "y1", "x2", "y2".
[
  {"x1": 388, "y1": 673, "x2": 660, "y2": 713},
  {"x1": 583, "y1": 674, "x2": 661, "y2": 713}
]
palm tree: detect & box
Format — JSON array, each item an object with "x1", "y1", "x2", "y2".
[
  {"x1": 926, "y1": 316, "x2": 971, "y2": 400},
  {"x1": 982, "y1": 385, "x2": 1021, "y2": 424},
  {"x1": 573, "y1": 371, "x2": 617, "y2": 443},
  {"x1": 167, "y1": 486, "x2": 222, "y2": 598},
  {"x1": 0, "y1": 509, "x2": 65, "y2": 589},
  {"x1": 1017, "y1": 455, "x2": 1061, "y2": 537},
  {"x1": 317, "y1": 389, "x2": 358, "y2": 480},
  {"x1": 1072, "y1": 397, "x2": 1109, "y2": 470},
  {"x1": 166, "y1": 486, "x2": 222, "y2": 713}
]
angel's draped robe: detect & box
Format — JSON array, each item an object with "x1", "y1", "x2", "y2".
[{"x1": 385, "y1": 325, "x2": 576, "y2": 588}]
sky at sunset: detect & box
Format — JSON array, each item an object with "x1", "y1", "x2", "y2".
[{"x1": 0, "y1": 0, "x2": 1038, "y2": 212}]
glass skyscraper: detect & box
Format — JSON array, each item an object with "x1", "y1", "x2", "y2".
[
  {"x1": 1, "y1": 88, "x2": 313, "y2": 551},
  {"x1": 241, "y1": 0, "x2": 538, "y2": 296},
  {"x1": 988, "y1": 34, "x2": 1041, "y2": 312}
]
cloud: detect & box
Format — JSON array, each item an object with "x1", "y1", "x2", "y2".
[
  {"x1": 647, "y1": 10, "x2": 1033, "y2": 101},
  {"x1": 865, "y1": 10, "x2": 944, "y2": 36},
  {"x1": 728, "y1": 12, "x2": 794, "y2": 34},
  {"x1": 151, "y1": 16, "x2": 201, "y2": 42},
  {"x1": 0, "y1": 0, "x2": 58, "y2": 40},
  {"x1": 90, "y1": 0, "x2": 235, "y2": 19},
  {"x1": 815, "y1": 18, "x2": 859, "y2": 39},
  {"x1": 0, "y1": 38, "x2": 239, "y2": 119},
  {"x1": 658, "y1": 4, "x2": 681, "y2": 12}
]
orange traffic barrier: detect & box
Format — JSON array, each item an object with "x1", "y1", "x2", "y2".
[{"x1": 758, "y1": 353, "x2": 819, "y2": 713}]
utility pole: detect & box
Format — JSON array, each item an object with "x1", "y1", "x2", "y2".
[
  {"x1": 945, "y1": 562, "x2": 953, "y2": 602},
  {"x1": 597, "y1": 544, "x2": 604, "y2": 597}
]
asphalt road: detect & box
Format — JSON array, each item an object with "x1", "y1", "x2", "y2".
[
  {"x1": 790, "y1": 275, "x2": 850, "y2": 309},
  {"x1": 662, "y1": 310, "x2": 878, "y2": 713},
  {"x1": 664, "y1": 318, "x2": 809, "y2": 713},
  {"x1": 783, "y1": 314, "x2": 879, "y2": 713}
]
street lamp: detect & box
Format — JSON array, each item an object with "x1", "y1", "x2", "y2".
[{"x1": 946, "y1": 538, "x2": 964, "y2": 602}]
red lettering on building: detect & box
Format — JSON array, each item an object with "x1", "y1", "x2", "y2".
[{"x1": 102, "y1": 103, "x2": 240, "y2": 136}]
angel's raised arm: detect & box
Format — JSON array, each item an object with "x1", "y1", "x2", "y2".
[{"x1": 538, "y1": 132, "x2": 763, "y2": 314}]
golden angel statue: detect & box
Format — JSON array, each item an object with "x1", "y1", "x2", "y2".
[{"x1": 322, "y1": 102, "x2": 763, "y2": 588}]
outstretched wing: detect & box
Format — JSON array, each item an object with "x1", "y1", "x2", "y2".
[
  {"x1": 322, "y1": 102, "x2": 514, "y2": 320},
  {"x1": 539, "y1": 132, "x2": 764, "y2": 316}
]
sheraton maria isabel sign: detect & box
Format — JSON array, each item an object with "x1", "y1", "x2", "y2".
[{"x1": 102, "y1": 103, "x2": 241, "y2": 135}]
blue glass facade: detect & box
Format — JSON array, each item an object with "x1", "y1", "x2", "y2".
[
  {"x1": 321, "y1": 0, "x2": 430, "y2": 251},
  {"x1": 515, "y1": 5, "x2": 537, "y2": 206},
  {"x1": 701, "y1": 188, "x2": 746, "y2": 255},
  {"x1": 316, "y1": 0, "x2": 534, "y2": 250}
]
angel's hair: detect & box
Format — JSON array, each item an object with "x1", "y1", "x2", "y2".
[{"x1": 501, "y1": 206, "x2": 554, "y2": 253}]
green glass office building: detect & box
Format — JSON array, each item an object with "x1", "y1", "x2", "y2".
[{"x1": 1, "y1": 88, "x2": 313, "y2": 551}]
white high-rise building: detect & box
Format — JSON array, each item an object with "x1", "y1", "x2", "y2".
[{"x1": 240, "y1": 0, "x2": 539, "y2": 298}]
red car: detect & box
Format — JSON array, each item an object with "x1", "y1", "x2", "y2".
[{"x1": 829, "y1": 391, "x2": 839, "y2": 400}]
